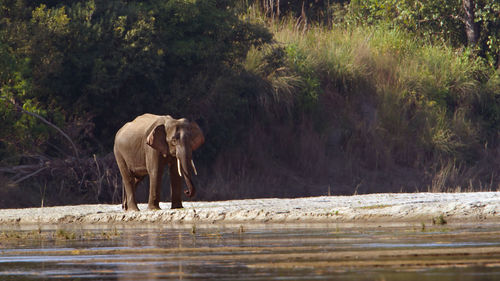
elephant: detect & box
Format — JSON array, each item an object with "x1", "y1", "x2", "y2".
[{"x1": 114, "y1": 114, "x2": 204, "y2": 211}]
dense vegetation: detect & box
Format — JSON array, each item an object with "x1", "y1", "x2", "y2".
[{"x1": 1, "y1": 0, "x2": 499, "y2": 207}]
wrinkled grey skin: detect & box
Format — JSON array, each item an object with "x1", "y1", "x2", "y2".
[{"x1": 114, "y1": 114, "x2": 204, "y2": 211}]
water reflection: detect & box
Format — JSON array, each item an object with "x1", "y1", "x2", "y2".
[{"x1": 1, "y1": 223, "x2": 500, "y2": 280}]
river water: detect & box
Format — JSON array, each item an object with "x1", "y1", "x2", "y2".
[{"x1": 1, "y1": 223, "x2": 500, "y2": 280}]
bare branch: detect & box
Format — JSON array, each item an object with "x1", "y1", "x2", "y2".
[
  {"x1": 12, "y1": 167, "x2": 49, "y2": 184},
  {"x1": 1, "y1": 97, "x2": 80, "y2": 159},
  {"x1": 0, "y1": 164, "x2": 49, "y2": 173}
]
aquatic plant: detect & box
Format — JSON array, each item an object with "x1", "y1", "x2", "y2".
[{"x1": 432, "y1": 214, "x2": 448, "y2": 225}]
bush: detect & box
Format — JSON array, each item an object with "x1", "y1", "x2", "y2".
[{"x1": 241, "y1": 16, "x2": 500, "y2": 193}]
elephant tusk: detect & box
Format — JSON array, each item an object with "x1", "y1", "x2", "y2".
[
  {"x1": 177, "y1": 158, "x2": 182, "y2": 177},
  {"x1": 191, "y1": 159, "x2": 198, "y2": 175}
]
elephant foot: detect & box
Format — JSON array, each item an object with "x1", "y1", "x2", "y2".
[
  {"x1": 148, "y1": 205, "x2": 161, "y2": 211},
  {"x1": 126, "y1": 205, "x2": 140, "y2": 212},
  {"x1": 171, "y1": 202, "x2": 183, "y2": 209}
]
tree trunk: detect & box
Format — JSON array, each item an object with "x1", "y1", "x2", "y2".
[
  {"x1": 276, "y1": 0, "x2": 280, "y2": 19},
  {"x1": 462, "y1": 0, "x2": 479, "y2": 46}
]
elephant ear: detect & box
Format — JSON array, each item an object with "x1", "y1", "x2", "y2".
[
  {"x1": 146, "y1": 124, "x2": 168, "y2": 154},
  {"x1": 190, "y1": 122, "x2": 204, "y2": 151}
]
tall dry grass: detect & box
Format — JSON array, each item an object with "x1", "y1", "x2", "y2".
[{"x1": 238, "y1": 16, "x2": 500, "y2": 194}]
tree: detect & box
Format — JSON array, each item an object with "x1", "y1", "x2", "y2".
[
  {"x1": 1, "y1": 0, "x2": 273, "y2": 153},
  {"x1": 347, "y1": 0, "x2": 500, "y2": 67},
  {"x1": 463, "y1": 0, "x2": 479, "y2": 46}
]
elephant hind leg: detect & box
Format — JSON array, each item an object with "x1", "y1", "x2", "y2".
[
  {"x1": 125, "y1": 176, "x2": 144, "y2": 210},
  {"x1": 116, "y1": 158, "x2": 140, "y2": 212},
  {"x1": 121, "y1": 175, "x2": 140, "y2": 211}
]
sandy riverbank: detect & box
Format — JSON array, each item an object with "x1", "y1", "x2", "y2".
[{"x1": 0, "y1": 192, "x2": 499, "y2": 225}]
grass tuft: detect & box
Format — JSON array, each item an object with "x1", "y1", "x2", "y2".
[
  {"x1": 237, "y1": 13, "x2": 500, "y2": 195},
  {"x1": 432, "y1": 214, "x2": 448, "y2": 225}
]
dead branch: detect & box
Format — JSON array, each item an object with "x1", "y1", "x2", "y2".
[
  {"x1": 0, "y1": 153, "x2": 121, "y2": 204},
  {"x1": 0, "y1": 165, "x2": 45, "y2": 173},
  {"x1": 12, "y1": 167, "x2": 49, "y2": 184}
]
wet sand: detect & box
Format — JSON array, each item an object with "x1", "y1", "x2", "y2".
[{"x1": 0, "y1": 192, "x2": 499, "y2": 225}]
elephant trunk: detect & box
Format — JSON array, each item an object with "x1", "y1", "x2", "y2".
[
  {"x1": 177, "y1": 146, "x2": 196, "y2": 198},
  {"x1": 183, "y1": 173, "x2": 196, "y2": 198}
]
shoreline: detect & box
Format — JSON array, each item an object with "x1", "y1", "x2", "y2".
[{"x1": 0, "y1": 192, "x2": 499, "y2": 226}]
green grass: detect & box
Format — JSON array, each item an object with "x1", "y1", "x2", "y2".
[{"x1": 242, "y1": 14, "x2": 500, "y2": 191}]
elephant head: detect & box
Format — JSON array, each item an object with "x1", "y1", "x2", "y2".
[{"x1": 146, "y1": 116, "x2": 204, "y2": 198}]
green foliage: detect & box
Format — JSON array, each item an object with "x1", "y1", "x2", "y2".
[
  {"x1": 346, "y1": 0, "x2": 500, "y2": 67},
  {"x1": 0, "y1": 0, "x2": 273, "y2": 159},
  {"x1": 475, "y1": 1, "x2": 500, "y2": 67},
  {"x1": 0, "y1": 19, "x2": 42, "y2": 159},
  {"x1": 246, "y1": 0, "x2": 349, "y2": 25},
  {"x1": 284, "y1": 43, "x2": 321, "y2": 115},
  {"x1": 1, "y1": 0, "x2": 500, "y2": 203},
  {"x1": 254, "y1": 19, "x2": 499, "y2": 168}
]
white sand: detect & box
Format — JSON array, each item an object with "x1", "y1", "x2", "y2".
[{"x1": 0, "y1": 192, "x2": 499, "y2": 225}]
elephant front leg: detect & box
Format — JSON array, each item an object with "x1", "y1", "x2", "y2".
[
  {"x1": 148, "y1": 169, "x2": 163, "y2": 210},
  {"x1": 169, "y1": 163, "x2": 183, "y2": 209}
]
